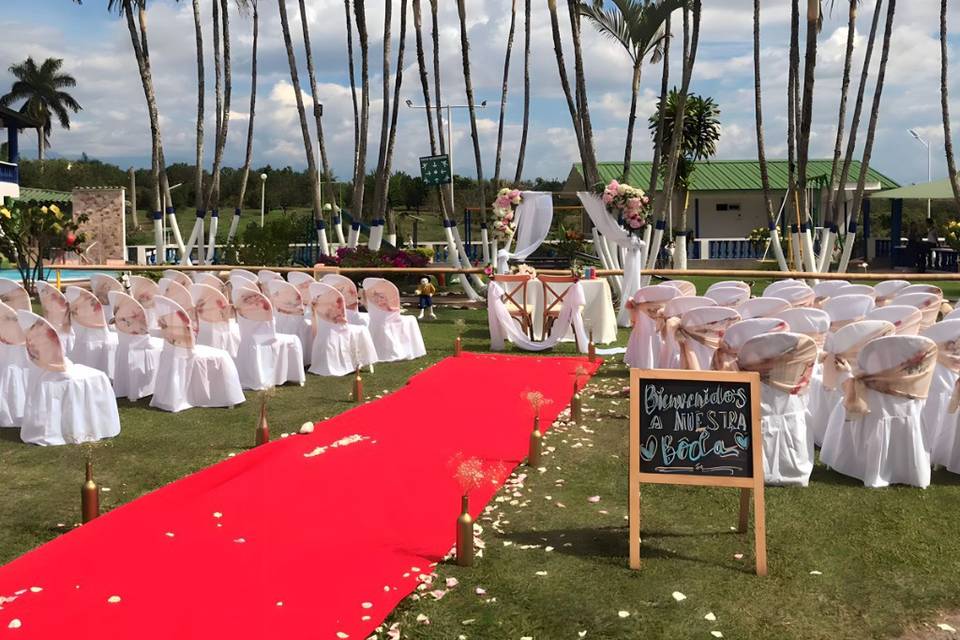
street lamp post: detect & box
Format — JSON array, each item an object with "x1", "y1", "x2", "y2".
[
  {"x1": 908, "y1": 129, "x2": 932, "y2": 221},
  {"x1": 260, "y1": 173, "x2": 268, "y2": 227}
]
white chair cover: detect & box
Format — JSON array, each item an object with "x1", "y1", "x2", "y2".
[
  {"x1": 813, "y1": 320, "x2": 895, "y2": 447},
  {"x1": 739, "y1": 296, "x2": 790, "y2": 320},
  {"x1": 738, "y1": 332, "x2": 818, "y2": 486},
  {"x1": 823, "y1": 294, "x2": 875, "y2": 332},
  {"x1": 89, "y1": 273, "x2": 123, "y2": 322},
  {"x1": 946, "y1": 307, "x2": 960, "y2": 322},
  {"x1": 195, "y1": 272, "x2": 226, "y2": 294},
  {"x1": 865, "y1": 305, "x2": 923, "y2": 336},
  {"x1": 820, "y1": 335, "x2": 936, "y2": 488},
  {"x1": 130, "y1": 275, "x2": 161, "y2": 332},
  {"x1": 898, "y1": 283, "x2": 943, "y2": 299},
  {"x1": 64, "y1": 286, "x2": 118, "y2": 379},
  {"x1": 0, "y1": 301, "x2": 28, "y2": 427},
  {"x1": 163, "y1": 270, "x2": 194, "y2": 290},
  {"x1": 266, "y1": 279, "x2": 313, "y2": 366},
  {"x1": 287, "y1": 271, "x2": 316, "y2": 299},
  {"x1": 578, "y1": 192, "x2": 646, "y2": 327},
  {"x1": 230, "y1": 268, "x2": 258, "y2": 282},
  {"x1": 322, "y1": 273, "x2": 369, "y2": 326},
  {"x1": 812, "y1": 279, "x2": 850, "y2": 304},
  {"x1": 920, "y1": 320, "x2": 960, "y2": 463},
  {"x1": 624, "y1": 285, "x2": 677, "y2": 369},
  {"x1": 712, "y1": 317, "x2": 789, "y2": 371},
  {"x1": 35, "y1": 281, "x2": 75, "y2": 353},
  {"x1": 705, "y1": 286, "x2": 750, "y2": 308},
  {"x1": 776, "y1": 285, "x2": 816, "y2": 308},
  {"x1": 660, "y1": 280, "x2": 697, "y2": 297},
  {"x1": 762, "y1": 279, "x2": 803, "y2": 297},
  {"x1": 707, "y1": 280, "x2": 750, "y2": 294},
  {"x1": 657, "y1": 296, "x2": 716, "y2": 368},
  {"x1": 149, "y1": 296, "x2": 245, "y2": 413},
  {"x1": 497, "y1": 192, "x2": 554, "y2": 274},
  {"x1": 258, "y1": 270, "x2": 282, "y2": 287},
  {"x1": 674, "y1": 306, "x2": 741, "y2": 370},
  {"x1": 0, "y1": 278, "x2": 30, "y2": 311},
  {"x1": 230, "y1": 275, "x2": 259, "y2": 293},
  {"x1": 873, "y1": 279, "x2": 910, "y2": 306},
  {"x1": 307, "y1": 282, "x2": 378, "y2": 376},
  {"x1": 362, "y1": 278, "x2": 427, "y2": 362},
  {"x1": 191, "y1": 284, "x2": 241, "y2": 357},
  {"x1": 232, "y1": 287, "x2": 305, "y2": 391},
  {"x1": 833, "y1": 284, "x2": 876, "y2": 299},
  {"x1": 109, "y1": 290, "x2": 164, "y2": 401},
  {"x1": 16, "y1": 310, "x2": 121, "y2": 445},
  {"x1": 890, "y1": 292, "x2": 941, "y2": 330}
]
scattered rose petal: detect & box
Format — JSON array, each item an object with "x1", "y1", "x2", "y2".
[
  {"x1": 461, "y1": 619, "x2": 476, "y2": 625},
  {"x1": 475, "y1": 587, "x2": 486, "y2": 595},
  {"x1": 704, "y1": 612, "x2": 717, "y2": 622},
  {"x1": 233, "y1": 538, "x2": 246, "y2": 544},
  {"x1": 578, "y1": 632, "x2": 587, "y2": 638},
  {"x1": 588, "y1": 496, "x2": 601, "y2": 503},
  {"x1": 809, "y1": 570, "x2": 822, "y2": 576},
  {"x1": 521, "y1": 637, "x2": 533, "y2": 640},
  {"x1": 711, "y1": 632, "x2": 723, "y2": 638},
  {"x1": 416, "y1": 614, "x2": 430, "y2": 624},
  {"x1": 446, "y1": 577, "x2": 459, "y2": 588},
  {"x1": 165, "y1": 532, "x2": 175, "y2": 538},
  {"x1": 213, "y1": 512, "x2": 222, "y2": 519},
  {"x1": 672, "y1": 591, "x2": 686, "y2": 602},
  {"x1": 733, "y1": 553, "x2": 744, "y2": 560},
  {"x1": 618, "y1": 610, "x2": 630, "y2": 618},
  {"x1": 276, "y1": 602, "x2": 283, "y2": 607},
  {"x1": 8, "y1": 619, "x2": 21, "y2": 629},
  {"x1": 107, "y1": 596, "x2": 121, "y2": 604},
  {"x1": 429, "y1": 590, "x2": 447, "y2": 600},
  {"x1": 361, "y1": 616, "x2": 371, "y2": 622},
  {"x1": 29, "y1": 587, "x2": 42, "y2": 593},
  {"x1": 361, "y1": 602, "x2": 373, "y2": 609},
  {"x1": 336, "y1": 633, "x2": 349, "y2": 639},
  {"x1": 298, "y1": 422, "x2": 314, "y2": 434},
  {"x1": 938, "y1": 623, "x2": 957, "y2": 632},
  {"x1": 535, "y1": 571, "x2": 548, "y2": 576}
]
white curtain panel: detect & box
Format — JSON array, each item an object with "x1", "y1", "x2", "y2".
[
  {"x1": 496, "y1": 191, "x2": 554, "y2": 274},
  {"x1": 487, "y1": 280, "x2": 588, "y2": 353},
  {"x1": 578, "y1": 192, "x2": 645, "y2": 327}
]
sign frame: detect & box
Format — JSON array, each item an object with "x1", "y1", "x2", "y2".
[{"x1": 629, "y1": 368, "x2": 767, "y2": 576}]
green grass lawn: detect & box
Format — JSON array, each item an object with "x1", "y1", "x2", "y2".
[{"x1": 4, "y1": 284, "x2": 960, "y2": 639}]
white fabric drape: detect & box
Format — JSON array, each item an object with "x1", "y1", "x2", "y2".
[
  {"x1": 0, "y1": 343, "x2": 28, "y2": 427},
  {"x1": 578, "y1": 192, "x2": 645, "y2": 327},
  {"x1": 488, "y1": 281, "x2": 588, "y2": 353},
  {"x1": 113, "y1": 332, "x2": 164, "y2": 401},
  {"x1": 496, "y1": 192, "x2": 554, "y2": 274}
]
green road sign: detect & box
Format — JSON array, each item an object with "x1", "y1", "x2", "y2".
[{"x1": 420, "y1": 154, "x2": 451, "y2": 186}]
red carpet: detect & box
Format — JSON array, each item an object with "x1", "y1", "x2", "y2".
[{"x1": 0, "y1": 353, "x2": 599, "y2": 638}]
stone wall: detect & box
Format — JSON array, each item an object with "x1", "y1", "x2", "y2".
[{"x1": 72, "y1": 187, "x2": 126, "y2": 264}]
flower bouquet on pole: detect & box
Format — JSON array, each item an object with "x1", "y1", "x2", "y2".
[
  {"x1": 491, "y1": 188, "x2": 522, "y2": 273},
  {"x1": 601, "y1": 179, "x2": 651, "y2": 236}
]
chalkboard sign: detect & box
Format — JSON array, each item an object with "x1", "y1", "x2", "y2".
[
  {"x1": 629, "y1": 369, "x2": 767, "y2": 576},
  {"x1": 637, "y1": 377, "x2": 754, "y2": 478}
]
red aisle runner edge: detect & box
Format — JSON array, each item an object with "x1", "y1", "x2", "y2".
[{"x1": 0, "y1": 352, "x2": 600, "y2": 639}]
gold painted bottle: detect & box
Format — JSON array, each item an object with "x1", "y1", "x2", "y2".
[
  {"x1": 454, "y1": 335, "x2": 463, "y2": 357},
  {"x1": 353, "y1": 370, "x2": 363, "y2": 403},
  {"x1": 256, "y1": 400, "x2": 270, "y2": 446},
  {"x1": 528, "y1": 415, "x2": 543, "y2": 467},
  {"x1": 456, "y1": 495, "x2": 474, "y2": 567},
  {"x1": 81, "y1": 461, "x2": 99, "y2": 524}
]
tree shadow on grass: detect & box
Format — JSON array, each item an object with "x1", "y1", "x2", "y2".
[
  {"x1": 502, "y1": 525, "x2": 755, "y2": 574},
  {"x1": 0, "y1": 429, "x2": 21, "y2": 443}
]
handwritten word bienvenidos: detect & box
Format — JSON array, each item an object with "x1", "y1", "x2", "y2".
[{"x1": 643, "y1": 384, "x2": 748, "y2": 414}]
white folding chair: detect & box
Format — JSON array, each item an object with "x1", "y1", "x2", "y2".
[
  {"x1": 891, "y1": 292, "x2": 941, "y2": 330},
  {"x1": 17, "y1": 310, "x2": 121, "y2": 445},
  {"x1": 705, "y1": 286, "x2": 750, "y2": 308},
  {"x1": 712, "y1": 317, "x2": 789, "y2": 371},
  {"x1": 89, "y1": 273, "x2": 124, "y2": 322},
  {"x1": 35, "y1": 281, "x2": 75, "y2": 352},
  {"x1": 149, "y1": 295, "x2": 245, "y2": 413},
  {"x1": 232, "y1": 287, "x2": 305, "y2": 391},
  {"x1": 873, "y1": 279, "x2": 910, "y2": 306},
  {"x1": 658, "y1": 296, "x2": 716, "y2": 368},
  {"x1": 865, "y1": 305, "x2": 923, "y2": 336},
  {"x1": 739, "y1": 332, "x2": 819, "y2": 486},
  {"x1": 64, "y1": 286, "x2": 118, "y2": 379},
  {"x1": 191, "y1": 283, "x2": 241, "y2": 357},
  {"x1": 266, "y1": 278, "x2": 313, "y2": 366},
  {"x1": 920, "y1": 320, "x2": 960, "y2": 464},
  {"x1": 308, "y1": 282, "x2": 378, "y2": 376},
  {"x1": 322, "y1": 273, "x2": 370, "y2": 326},
  {"x1": 739, "y1": 296, "x2": 790, "y2": 320},
  {"x1": 823, "y1": 294, "x2": 875, "y2": 332},
  {"x1": 0, "y1": 301, "x2": 29, "y2": 427},
  {"x1": 624, "y1": 285, "x2": 677, "y2": 370},
  {"x1": 821, "y1": 335, "x2": 937, "y2": 488},
  {"x1": 109, "y1": 290, "x2": 164, "y2": 401},
  {"x1": 362, "y1": 278, "x2": 427, "y2": 362}
]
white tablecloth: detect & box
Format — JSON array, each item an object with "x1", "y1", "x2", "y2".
[{"x1": 527, "y1": 278, "x2": 618, "y2": 344}]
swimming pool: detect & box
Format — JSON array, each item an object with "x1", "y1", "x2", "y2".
[{"x1": 0, "y1": 268, "x2": 120, "y2": 281}]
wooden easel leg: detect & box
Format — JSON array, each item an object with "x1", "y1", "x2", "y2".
[
  {"x1": 738, "y1": 488, "x2": 751, "y2": 533},
  {"x1": 629, "y1": 486, "x2": 641, "y2": 569},
  {"x1": 753, "y1": 485, "x2": 768, "y2": 577}
]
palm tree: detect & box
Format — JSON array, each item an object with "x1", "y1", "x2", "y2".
[
  {"x1": 567, "y1": 0, "x2": 600, "y2": 187},
  {"x1": 412, "y1": 0, "x2": 437, "y2": 155},
  {"x1": 839, "y1": 0, "x2": 897, "y2": 273},
  {"x1": 547, "y1": 0, "x2": 589, "y2": 185},
  {"x1": 372, "y1": 0, "x2": 394, "y2": 225},
  {"x1": 493, "y1": 0, "x2": 518, "y2": 187},
  {"x1": 380, "y1": 0, "x2": 409, "y2": 234},
  {"x1": 796, "y1": 0, "x2": 820, "y2": 231},
  {"x1": 514, "y1": 0, "x2": 532, "y2": 183},
  {"x1": 190, "y1": 0, "x2": 204, "y2": 215},
  {"x1": 578, "y1": 0, "x2": 681, "y2": 182},
  {"x1": 648, "y1": 12, "x2": 671, "y2": 198},
  {"x1": 352, "y1": 0, "x2": 371, "y2": 225},
  {"x1": 344, "y1": 0, "x2": 360, "y2": 185},
  {"x1": 204, "y1": 0, "x2": 231, "y2": 213},
  {"x1": 230, "y1": 0, "x2": 259, "y2": 245},
  {"x1": 942, "y1": 0, "x2": 960, "y2": 211},
  {"x1": 824, "y1": 0, "x2": 861, "y2": 228},
  {"x1": 456, "y1": 0, "x2": 486, "y2": 219},
  {"x1": 785, "y1": 0, "x2": 800, "y2": 264},
  {"x1": 0, "y1": 57, "x2": 81, "y2": 162}
]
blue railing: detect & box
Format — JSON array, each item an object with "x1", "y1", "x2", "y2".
[
  {"x1": 875, "y1": 238, "x2": 891, "y2": 258},
  {"x1": 0, "y1": 162, "x2": 18, "y2": 184},
  {"x1": 707, "y1": 239, "x2": 766, "y2": 260}
]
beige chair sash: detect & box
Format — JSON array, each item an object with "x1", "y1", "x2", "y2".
[
  {"x1": 843, "y1": 345, "x2": 938, "y2": 416},
  {"x1": 829, "y1": 317, "x2": 862, "y2": 333},
  {"x1": 741, "y1": 339, "x2": 818, "y2": 395},
  {"x1": 711, "y1": 342, "x2": 739, "y2": 372},
  {"x1": 676, "y1": 319, "x2": 730, "y2": 371},
  {"x1": 628, "y1": 300, "x2": 666, "y2": 327},
  {"x1": 936, "y1": 340, "x2": 960, "y2": 414}
]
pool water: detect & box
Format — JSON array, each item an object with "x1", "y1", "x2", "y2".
[{"x1": 0, "y1": 268, "x2": 120, "y2": 281}]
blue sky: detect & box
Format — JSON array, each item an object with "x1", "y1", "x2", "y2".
[{"x1": 1, "y1": 0, "x2": 959, "y2": 188}]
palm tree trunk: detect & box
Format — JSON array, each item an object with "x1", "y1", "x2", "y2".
[
  {"x1": 204, "y1": 0, "x2": 231, "y2": 212},
  {"x1": 192, "y1": 0, "x2": 204, "y2": 213},
  {"x1": 298, "y1": 0, "x2": 335, "y2": 215},
  {"x1": 129, "y1": 167, "x2": 138, "y2": 229},
  {"x1": 834, "y1": 0, "x2": 882, "y2": 228},
  {"x1": 840, "y1": 0, "x2": 896, "y2": 273},
  {"x1": 412, "y1": 0, "x2": 437, "y2": 153},
  {"x1": 344, "y1": 0, "x2": 361, "y2": 185},
  {"x1": 754, "y1": 0, "x2": 787, "y2": 270},
  {"x1": 648, "y1": 13, "x2": 671, "y2": 198},
  {"x1": 622, "y1": 60, "x2": 642, "y2": 183},
  {"x1": 352, "y1": 0, "x2": 371, "y2": 224},
  {"x1": 493, "y1": 0, "x2": 517, "y2": 187},
  {"x1": 37, "y1": 130, "x2": 43, "y2": 162},
  {"x1": 785, "y1": 0, "x2": 801, "y2": 268},
  {"x1": 457, "y1": 0, "x2": 486, "y2": 220},
  {"x1": 825, "y1": 0, "x2": 858, "y2": 227},
  {"x1": 276, "y1": 0, "x2": 322, "y2": 222},
  {"x1": 430, "y1": 0, "x2": 445, "y2": 156},
  {"x1": 381, "y1": 0, "x2": 408, "y2": 230},
  {"x1": 567, "y1": 0, "x2": 599, "y2": 187},
  {"x1": 230, "y1": 0, "x2": 258, "y2": 245},
  {"x1": 941, "y1": 0, "x2": 960, "y2": 212},
  {"x1": 372, "y1": 0, "x2": 393, "y2": 226},
  {"x1": 514, "y1": 0, "x2": 532, "y2": 184},
  {"x1": 796, "y1": 0, "x2": 819, "y2": 225},
  {"x1": 547, "y1": 0, "x2": 587, "y2": 181}
]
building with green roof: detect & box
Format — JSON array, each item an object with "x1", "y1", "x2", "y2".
[{"x1": 565, "y1": 159, "x2": 899, "y2": 240}]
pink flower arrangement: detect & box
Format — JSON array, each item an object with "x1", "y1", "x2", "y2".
[
  {"x1": 601, "y1": 179, "x2": 650, "y2": 233},
  {"x1": 491, "y1": 187, "x2": 522, "y2": 241}
]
